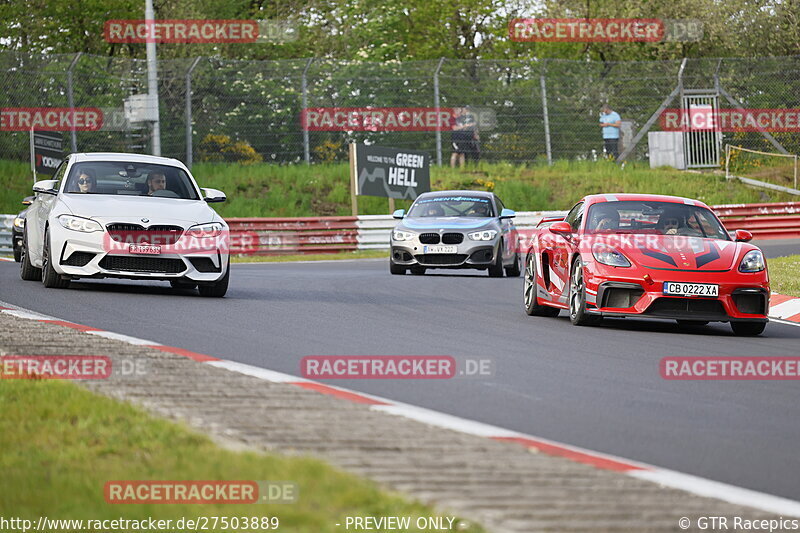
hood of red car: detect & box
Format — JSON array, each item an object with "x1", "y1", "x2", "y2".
[
  {"x1": 622, "y1": 235, "x2": 739, "y2": 271},
  {"x1": 583, "y1": 234, "x2": 743, "y2": 271}
]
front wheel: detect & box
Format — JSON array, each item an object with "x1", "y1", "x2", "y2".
[
  {"x1": 730, "y1": 321, "x2": 766, "y2": 336},
  {"x1": 488, "y1": 242, "x2": 504, "y2": 277},
  {"x1": 13, "y1": 241, "x2": 21, "y2": 262},
  {"x1": 389, "y1": 261, "x2": 406, "y2": 275},
  {"x1": 198, "y1": 259, "x2": 229, "y2": 297},
  {"x1": 524, "y1": 253, "x2": 559, "y2": 317},
  {"x1": 41, "y1": 228, "x2": 70, "y2": 289},
  {"x1": 410, "y1": 265, "x2": 426, "y2": 275},
  {"x1": 505, "y1": 252, "x2": 521, "y2": 277},
  {"x1": 569, "y1": 258, "x2": 599, "y2": 326}
]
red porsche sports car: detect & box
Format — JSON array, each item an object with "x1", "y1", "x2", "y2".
[{"x1": 522, "y1": 194, "x2": 770, "y2": 336}]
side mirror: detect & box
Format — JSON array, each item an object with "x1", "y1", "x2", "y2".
[
  {"x1": 734, "y1": 229, "x2": 753, "y2": 242},
  {"x1": 392, "y1": 209, "x2": 405, "y2": 219},
  {"x1": 33, "y1": 180, "x2": 58, "y2": 195},
  {"x1": 499, "y1": 208, "x2": 516, "y2": 219},
  {"x1": 22, "y1": 196, "x2": 34, "y2": 206},
  {"x1": 549, "y1": 221, "x2": 573, "y2": 236},
  {"x1": 202, "y1": 188, "x2": 227, "y2": 203}
]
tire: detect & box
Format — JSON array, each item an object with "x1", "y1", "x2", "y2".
[
  {"x1": 488, "y1": 242, "x2": 504, "y2": 277},
  {"x1": 730, "y1": 321, "x2": 766, "y2": 336},
  {"x1": 568, "y1": 257, "x2": 599, "y2": 326},
  {"x1": 505, "y1": 251, "x2": 521, "y2": 277},
  {"x1": 19, "y1": 229, "x2": 41, "y2": 281},
  {"x1": 524, "y1": 253, "x2": 560, "y2": 317},
  {"x1": 41, "y1": 228, "x2": 70, "y2": 289},
  {"x1": 676, "y1": 320, "x2": 709, "y2": 327},
  {"x1": 170, "y1": 280, "x2": 198, "y2": 290},
  {"x1": 13, "y1": 242, "x2": 21, "y2": 263},
  {"x1": 410, "y1": 265, "x2": 426, "y2": 275},
  {"x1": 198, "y1": 259, "x2": 229, "y2": 297},
  {"x1": 390, "y1": 261, "x2": 406, "y2": 275}
]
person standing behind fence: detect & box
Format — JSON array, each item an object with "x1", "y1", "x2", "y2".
[{"x1": 599, "y1": 104, "x2": 621, "y2": 160}]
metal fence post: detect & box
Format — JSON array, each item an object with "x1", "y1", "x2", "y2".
[
  {"x1": 66, "y1": 52, "x2": 82, "y2": 153},
  {"x1": 302, "y1": 58, "x2": 314, "y2": 164},
  {"x1": 540, "y1": 59, "x2": 552, "y2": 165},
  {"x1": 433, "y1": 57, "x2": 445, "y2": 166},
  {"x1": 185, "y1": 57, "x2": 202, "y2": 169}
]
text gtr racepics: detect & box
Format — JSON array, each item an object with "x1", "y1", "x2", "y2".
[{"x1": 522, "y1": 194, "x2": 770, "y2": 336}]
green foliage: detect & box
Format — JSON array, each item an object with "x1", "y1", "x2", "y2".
[{"x1": 198, "y1": 134, "x2": 263, "y2": 164}]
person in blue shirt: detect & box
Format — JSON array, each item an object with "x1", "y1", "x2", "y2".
[{"x1": 599, "y1": 104, "x2": 621, "y2": 160}]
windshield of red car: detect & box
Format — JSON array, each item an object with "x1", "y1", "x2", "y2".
[{"x1": 585, "y1": 201, "x2": 730, "y2": 240}]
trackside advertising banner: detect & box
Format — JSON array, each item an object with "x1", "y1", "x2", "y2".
[
  {"x1": 32, "y1": 130, "x2": 63, "y2": 176},
  {"x1": 352, "y1": 144, "x2": 430, "y2": 200}
]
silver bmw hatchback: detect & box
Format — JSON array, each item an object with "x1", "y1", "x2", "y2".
[{"x1": 389, "y1": 190, "x2": 520, "y2": 277}]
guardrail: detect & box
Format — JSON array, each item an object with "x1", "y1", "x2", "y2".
[
  {"x1": 714, "y1": 202, "x2": 800, "y2": 240},
  {"x1": 0, "y1": 215, "x2": 14, "y2": 254},
  {"x1": 2, "y1": 202, "x2": 799, "y2": 257}
]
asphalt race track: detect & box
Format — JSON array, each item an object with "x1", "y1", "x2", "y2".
[{"x1": 2, "y1": 243, "x2": 800, "y2": 502}]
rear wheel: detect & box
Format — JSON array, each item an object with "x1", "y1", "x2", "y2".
[
  {"x1": 198, "y1": 259, "x2": 229, "y2": 297},
  {"x1": 730, "y1": 321, "x2": 766, "y2": 336},
  {"x1": 410, "y1": 265, "x2": 426, "y2": 275},
  {"x1": 41, "y1": 228, "x2": 70, "y2": 289},
  {"x1": 569, "y1": 258, "x2": 599, "y2": 326},
  {"x1": 524, "y1": 253, "x2": 559, "y2": 317},
  {"x1": 488, "y1": 242, "x2": 504, "y2": 277},
  {"x1": 390, "y1": 261, "x2": 406, "y2": 275},
  {"x1": 19, "y1": 230, "x2": 41, "y2": 281},
  {"x1": 505, "y1": 252, "x2": 521, "y2": 277}
]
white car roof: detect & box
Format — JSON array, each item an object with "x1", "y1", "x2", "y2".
[{"x1": 71, "y1": 152, "x2": 187, "y2": 169}]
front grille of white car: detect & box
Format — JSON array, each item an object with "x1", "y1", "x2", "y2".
[
  {"x1": 106, "y1": 224, "x2": 184, "y2": 245},
  {"x1": 99, "y1": 255, "x2": 186, "y2": 274}
]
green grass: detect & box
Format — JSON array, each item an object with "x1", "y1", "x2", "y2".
[
  {"x1": 769, "y1": 255, "x2": 800, "y2": 297},
  {"x1": 2, "y1": 159, "x2": 796, "y2": 217},
  {"x1": 232, "y1": 250, "x2": 386, "y2": 263},
  {"x1": 0, "y1": 378, "x2": 482, "y2": 532}
]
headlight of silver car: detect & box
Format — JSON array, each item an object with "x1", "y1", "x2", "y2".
[
  {"x1": 58, "y1": 214, "x2": 103, "y2": 233},
  {"x1": 186, "y1": 222, "x2": 224, "y2": 238},
  {"x1": 592, "y1": 243, "x2": 631, "y2": 267},
  {"x1": 13, "y1": 217, "x2": 25, "y2": 229},
  {"x1": 467, "y1": 230, "x2": 498, "y2": 241},
  {"x1": 739, "y1": 250, "x2": 765, "y2": 272},
  {"x1": 392, "y1": 230, "x2": 415, "y2": 241}
]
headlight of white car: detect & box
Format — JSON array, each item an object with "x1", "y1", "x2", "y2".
[
  {"x1": 468, "y1": 230, "x2": 498, "y2": 241},
  {"x1": 58, "y1": 215, "x2": 103, "y2": 233},
  {"x1": 739, "y1": 250, "x2": 765, "y2": 272},
  {"x1": 592, "y1": 243, "x2": 631, "y2": 267},
  {"x1": 186, "y1": 222, "x2": 224, "y2": 238},
  {"x1": 392, "y1": 230, "x2": 415, "y2": 241},
  {"x1": 13, "y1": 217, "x2": 25, "y2": 228}
]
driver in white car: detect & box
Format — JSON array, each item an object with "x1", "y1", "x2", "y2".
[{"x1": 145, "y1": 172, "x2": 167, "y2": 196}]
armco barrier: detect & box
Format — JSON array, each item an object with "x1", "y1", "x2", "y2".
[
  {"x1": 714, "y1": 202, "x2": 800, "y2": 240},
  {"x1": 2, "y1": 203, "x2": 799, "y2": 257},
  {"x1": 0, "y1": 215, "x2": 14, "y2": 254}
]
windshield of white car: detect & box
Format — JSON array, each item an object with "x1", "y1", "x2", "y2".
[
  {"x1": 586, "y1": 201, "x2": 730, "y2": 240},
  {"x1": 64, "y1": 162, "x2": 200, "y2": 200},
  {"x1": 408, "y1": 196, "x2": 494, "y2": 217}
]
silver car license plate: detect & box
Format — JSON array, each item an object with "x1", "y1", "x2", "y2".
[{"x1": 423, "y1": 245, "x2": 457, "y2": 254}]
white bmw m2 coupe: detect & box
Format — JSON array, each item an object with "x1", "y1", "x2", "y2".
[{"x1": 20, "y1": 153, "x2": 231, "y2": 297}]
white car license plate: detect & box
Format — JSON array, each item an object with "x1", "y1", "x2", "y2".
[
  {"x1": 423, "y1": 245, "x2": 457, "y2": 254},
  {"x1": 663, "y1": 282, "x2": 719, "y2": 297},
  {"x1": 129, "y1": 244, "x2": 161, "y2": 255}
]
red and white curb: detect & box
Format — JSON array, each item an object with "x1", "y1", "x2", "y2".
[{"x1": 2, "y1": 299, "x2": 800, "y2": 517}]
